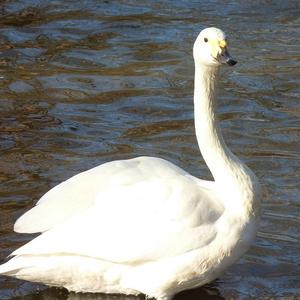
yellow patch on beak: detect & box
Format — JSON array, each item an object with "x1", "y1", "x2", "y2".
[
  {"x1": 209, "y1": 39, "x2": 228, "y2": 59},
  {"x1": 219, "y1": 40, "x2": 227, "y2": 49}
]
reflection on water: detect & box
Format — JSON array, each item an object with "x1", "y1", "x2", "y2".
[
  {"x1": 0, "y1": 0, "x2": 299, "y2": 299},
  {"x1": 4, "y1": 284, "x2": 224, "y2": 300}
]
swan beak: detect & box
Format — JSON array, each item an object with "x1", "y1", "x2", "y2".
[
  {"x1": 211, "y1": 39, "x2": 237, "y2": 66},
  {"x1": 220, "y1": 40, "x2": 237, "y2": 66},
  {"x1": 219, "y1": 40, "x2": 227, "y2": 48},
  {"x1": 223, "y1": 50, "x2": 237, "y2": 66}
]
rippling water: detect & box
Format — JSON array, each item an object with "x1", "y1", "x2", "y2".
[{"x1": 0, "y1": 1, "x2": 299, "y2": 299}]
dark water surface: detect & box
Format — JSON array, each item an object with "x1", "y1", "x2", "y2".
[{"x1": 0, "y1": 1, "x2": 299, "y2": 299}]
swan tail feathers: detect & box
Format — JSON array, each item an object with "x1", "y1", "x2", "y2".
[{"x1": 0, "y1": 257, "x2": 20, "y2": 275}]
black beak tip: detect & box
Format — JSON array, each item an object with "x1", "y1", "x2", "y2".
[{"x1": 227, "y1": 59, "x2": 237, "y2": 66}]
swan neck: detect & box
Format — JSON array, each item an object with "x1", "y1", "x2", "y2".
[
  {"x1": 193, "y1": 63, "x2": 260, "y2": 217},
  {"x1": 194, "y1": 64, "x2": 237, "y2": 183}
]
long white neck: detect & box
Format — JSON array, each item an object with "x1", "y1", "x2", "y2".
[
  {"x1": 194, "y1": 62, "x2": 258, "y2": 214},
  {"x1": 194, "y1": 63, "x2": 237, "y2": 181}
]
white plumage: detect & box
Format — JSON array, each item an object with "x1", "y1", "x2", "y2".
[{"x1": 0, "y1": 27, "x2": 261, "y2": 300}]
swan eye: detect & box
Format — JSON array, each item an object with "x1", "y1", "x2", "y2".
[{"x1": 204, "y1": 37, "x2": 208, "y2": 43}]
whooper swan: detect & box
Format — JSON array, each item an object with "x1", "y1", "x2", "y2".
[{"x1": 0, "y1": 27, "x2": 261, "y2": 300}]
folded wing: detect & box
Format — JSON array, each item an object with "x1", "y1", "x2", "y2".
[{"x1": 13, "y1": 157, "x2": 224, "y2": 264}]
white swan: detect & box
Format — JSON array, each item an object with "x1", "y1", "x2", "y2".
[{"x1": 0, "y1": 27, "x2": 260, "y2": 300}]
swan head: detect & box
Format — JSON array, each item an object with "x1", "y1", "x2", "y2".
[{"x1": 193, "y1": 27, "x2": 237, "y2": 67}]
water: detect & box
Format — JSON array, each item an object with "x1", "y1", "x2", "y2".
[{"x1": 0, "y1": 1, "x2": 299, "y2": 299}]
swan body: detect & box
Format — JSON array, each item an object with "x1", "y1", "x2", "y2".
[{"x1": 0, "y1": 27, "x2": 261, "y2": 300}]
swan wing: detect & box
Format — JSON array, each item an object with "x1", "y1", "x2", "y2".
[
  {"x1": 14, "y1": 157, "x2": 164, "y2": 233},
  {"x1": 13, "y1": 157, "x2": 223, "y2": 263}
]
